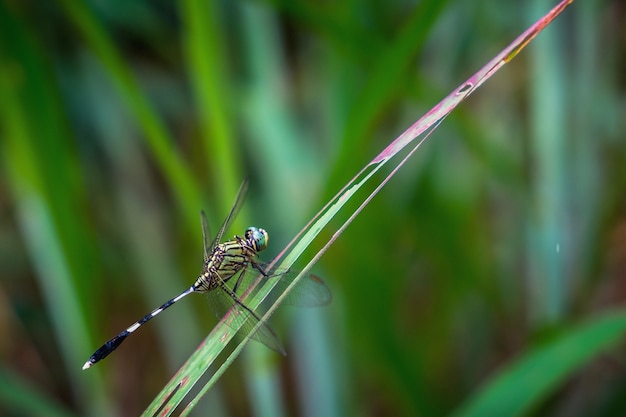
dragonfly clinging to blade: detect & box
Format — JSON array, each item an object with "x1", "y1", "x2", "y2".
[{"x1": 82, "y1": 179, "x2": 331, "y2": 370}]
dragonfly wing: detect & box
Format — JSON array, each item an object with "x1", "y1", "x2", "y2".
[
  {"x1": 206, "y1": 278, "x2": 286, "y2": 355},
  {"x1": 278, "y1": 273, "x2": 332, "y2": 307},
  {"x1": 238, "y1": 264, "x2": 332, "y2": 307},
  {"x1": 200, "y1": 211, "x2": 211, "y2": 261},
  {"x1": 209, "y1": 179, "x2": 249, "y2": 252}
]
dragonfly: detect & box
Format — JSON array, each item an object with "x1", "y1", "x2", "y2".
[{"x1": 82, "y1": 179, "x2": 331, "y2": 370}]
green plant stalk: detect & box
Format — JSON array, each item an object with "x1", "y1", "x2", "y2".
[
  {"x1": 142, "y1": 1, "x2": 575, "y2": 414},
  {"x1": 58, "y1": 0, "x2": 203, "y2": 231},
  {"x1": 0, "y1": 8, "x2": 111, "y2": 415},
  {"x1": 451, "y1": 310, "x2": 626, "y2": 417},
  {"x1": 181, "y1": 0, "x2": 241, "y2": 212}
]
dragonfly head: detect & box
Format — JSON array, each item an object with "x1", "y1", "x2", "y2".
[{"x1": 245, "y1": 227, "x2": 269, "y2": 252}]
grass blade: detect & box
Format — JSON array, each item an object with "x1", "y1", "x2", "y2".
[
  {"x1": 58, "y1": 0, "x2": 203, "y2": 230},
  {"x1": 0, "y1": 367, "x2": 78, "y2": 417},
  {"x1": 451, "y1": 311, "x2": 626, "y2": 417},
  {"x1": 142, "y1": 1, "x2": 575, "y2": 414}
]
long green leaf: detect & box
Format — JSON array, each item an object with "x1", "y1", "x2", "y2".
[
  {"x1": 451, "y1": 310, "x2": 626, "y2": 417},
  {"x1": 181, "y1": 0, "x2": 240, "y2": 211},
  {"x1": 0, "y1": 7, "x2": 111, "y2": 415},
  {"x1": 58, "y1": 0, "x2": 203, "y2": 231},
  {"x1": 0, "y1": 367, "x2": 78, "y2": 417},
  {"x1": 142, "y1": 1, "x2": 575, "y2": 414}
]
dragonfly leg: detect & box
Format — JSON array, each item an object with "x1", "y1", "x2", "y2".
[
  {"x1": 218, "y1": 280, "x2": 284, "y2": 353},
  {"x1": 231, "y1": 261, "x2": 275, "y2": 295},
  {"x1": 232, "y1": 265, "x2": 249, "y2": 294},
  {"x1": 252, "y1": 261, "x2": 272, "y2": 277}
]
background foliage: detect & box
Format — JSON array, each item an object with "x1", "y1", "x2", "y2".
[{"x1": 1, "y1": 0, "x2": 625, "y2": 416}]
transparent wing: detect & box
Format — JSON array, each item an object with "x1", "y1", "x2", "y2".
[
  {"x1": 206, "y1": 270, "x2": 286, "y2": 354},
  {"x1": 279, "y1": 273, "x2": 332, "y2": 306},
  {"x1": 200, "y1": 211, "x2": 211, "y2": 262},
  {"x1": 208, "y1": 179, "x2": 249, "y2": 253},
  {"x1": 200, "y1": 179, "x2": 249, "y2": 259},
  {"x1": 238, "y1": 263, "x2": 332, "y2": 307}
]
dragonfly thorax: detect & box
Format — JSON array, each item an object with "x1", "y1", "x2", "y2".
[
  {"x1": 245, "y1": 227, "x2": 268, "y2": 252},
  {"x1": 192, "y1": 228, "x2": 268, "y2": 293}
]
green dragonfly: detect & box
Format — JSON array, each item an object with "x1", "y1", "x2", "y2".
[{"x1": 82, "y1": 179, "x2": 331, "y2": 370}]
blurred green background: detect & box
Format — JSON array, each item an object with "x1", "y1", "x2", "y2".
[{"x1": 1, "y1": 0, "x2": 625, "y2": 416}]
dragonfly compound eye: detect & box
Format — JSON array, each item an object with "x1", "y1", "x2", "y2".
[{"x1": 245, "y1": 227, "x2": 269, "y2": 252}]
